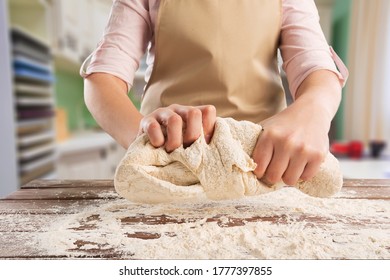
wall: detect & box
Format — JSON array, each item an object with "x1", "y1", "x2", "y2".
[
  {"x1": 55, "y1": 70, "x2": 140, "y2": 133},
  {"x1": 0, "y1": 0, "x2": 18, "y2": 197},
  {"x1": 55, "y1": 70, "x2": 97, "y2": 132},
  {"x1": 8, "y1": 1, "x2": 49, "y2": 44}
]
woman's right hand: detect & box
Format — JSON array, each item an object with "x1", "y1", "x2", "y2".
[{"x1": 139, "y1": 104, "x2": 217, "y2": 152}]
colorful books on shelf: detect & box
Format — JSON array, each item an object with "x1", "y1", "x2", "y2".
[{"x1": 11, "y1": 27, "x2": 57, "y2": 185}]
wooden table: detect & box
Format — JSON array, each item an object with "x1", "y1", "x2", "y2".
[{"x1": 0, "y1": 179, "x2": 389, "y2": 259}]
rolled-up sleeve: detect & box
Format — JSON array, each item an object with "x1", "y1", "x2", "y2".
[
  {"x1": 280, "y1": 0, "x2": 349, "y2": 99},
  {"x1": 80, "y1": 0, "x2": 152, "y2": 91}
]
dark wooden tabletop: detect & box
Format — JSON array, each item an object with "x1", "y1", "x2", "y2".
[{"x1": 0, "y1": 179, "x2": 389, "y2": 259}]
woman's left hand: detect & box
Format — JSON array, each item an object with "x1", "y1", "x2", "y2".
[
  {"x1": 252, "y1": 70, "x2": 342, "y2": 186},
  {"x1": 252, "y1": 103, "x2": 330, "y2": 186}
]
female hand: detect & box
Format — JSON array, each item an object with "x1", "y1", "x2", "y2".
[
  {"x1": 139, "y1": 104, "x2": 217, "y2": 152},
  {"x1": 252, "y1": 70, "x2": 341, "y2": 186},
  {"x1": 252, "y1": 105, "x2": 330, "y2": 186}
]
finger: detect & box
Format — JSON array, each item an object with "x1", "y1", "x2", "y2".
[
  {"x1": 300, "y1": 156, "x2": 323, "y2": 181},
  {"x1": 252, "y1": 131, "x2": 273, "y2": 179},
  {"x1": 173, "y1": 106, "x2": 202, "y2": 147},
  {"x1": 263, "y1": 146, "x2": 290, "y2": 185},
  {"x1": 141, "y1": 117, "x2": 165, "y2": 147},
  {"x1": 198, "y1": 105, "x2": 217, "y2": 143},
  {"x1": 282, "y1": 155, "x2": 307, "y2": 186},
  {"x1": 157, "y1": 112, "x2": 183, "y2": 152}
]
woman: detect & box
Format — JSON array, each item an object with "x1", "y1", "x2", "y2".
[{"x1": 81, "y1": 0, "x2": 348, "y2": 187}]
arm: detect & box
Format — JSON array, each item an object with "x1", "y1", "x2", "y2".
[
  {"x1": 82, "y1": 1, "x2": 214, "y2": 150},
  {"x1": 84, "y1": 73, "x2": 142, "y2": 149},
  {"x1": 82, "y1": 0, "x2": 150, "y2": 148},
  {"x1": 252, "y1": 0, "x2": 347, "y2": 185},
  {"x1": 84, "y1": 73, "x2": 216, "y2": 150},
  {"x1": 252, "y1": 69, "x2": 341, "y2": 185}
]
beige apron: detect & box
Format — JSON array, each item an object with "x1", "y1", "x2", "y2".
[{"x1": 141, "y1": 0, "x2": 286, "y2": 124}]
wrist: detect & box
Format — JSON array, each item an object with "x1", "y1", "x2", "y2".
[
  {"x1": 296, "y1": 93, "x2": 338, "y2": 125},
  {"x1": 294, "y1": 70, "x2": 342, "y2": 124}
]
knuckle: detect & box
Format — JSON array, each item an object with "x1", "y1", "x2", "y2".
[
  {"x1": 265, "y1": 128, "x2": 285, "y2": 143},
  {"x1": 154, "y1": 107, "x2": 166, "y2": 115},
  {"x1": 203, "y1": 105, "x2": 216, "y2": 116},
  {"x1": 294, "y1": 142, "x2": 306, "y2": 154},
  {"x1": 144, "y1": 120, "x2": 160, "y2": 132},
  {"x1": 312, "y1": 150, "x2": 325, "y2": 162},
  {"x1": 168, "y1": 103, "x2": 179, "y2": 109},
  {"x1": 303, "y1": 147, "x2": 326, "y2": 162},
  {"x1": 167, "y1": 114, "x2": 182, "y2": 125},
  {"x1": 187, "y1": 108, "x2": 202, "y2": 119},
  {"x1": 283, "y1": 134, "x2": 302, "y2": 150}
]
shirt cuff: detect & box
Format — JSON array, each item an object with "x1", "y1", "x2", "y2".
[
  {"x1": 284, "y1": 46, "x2": 349, "y2": 99},
  {"x1": 80, "y1": 47, "x2": 139, "y2": 92}
]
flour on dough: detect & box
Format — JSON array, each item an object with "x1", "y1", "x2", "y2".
[{"x1": 114, "y1": 117, "x2": 343, "y2": 203}]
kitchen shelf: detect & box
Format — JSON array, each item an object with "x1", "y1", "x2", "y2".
[
  {"x1": 17, "y1": 118, "x2": 52, "y2": 133},
  {"x1": 13, "y1": 55, "x2": 53, "y2": 73},
  {"x1": 18, "y1": 131, "x2": 55, "y2": 147},
  {"x1": 18, "y1": 142, "x2": 55, "y2": 161},
  {"x1": 20, "y1": 162, "x2": 55, "y2": 186},
  {"x1": 14, "y1": 68, "x2": 55, "y2": 83},
  {"x1": 16, "y1": 96, "x2": 54, "y2": 106},
  {"x1": 14, "y1": 82, "x2": 52, "y2": 95},
  {"x1": 11, "y1": 27, "x2": 57, "y2": 186},
  {"x1": 19, "y1": 153, "x2": 56, "y2": 173},
  {"x1": 11, "y1": 26, "x2": 52, "y2": 62}
]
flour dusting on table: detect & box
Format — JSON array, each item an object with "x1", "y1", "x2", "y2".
[{"x1": 35, "y1": 188, "x2": 389, "y2": 259}]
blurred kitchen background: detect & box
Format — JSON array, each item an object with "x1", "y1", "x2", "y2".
[{"x1": 1, "y1": 0, "x2": 389, "y2": 197}]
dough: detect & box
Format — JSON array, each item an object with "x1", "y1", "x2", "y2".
[{"x1": 114, "y1": 118, "x2": 343, "y2": 203}]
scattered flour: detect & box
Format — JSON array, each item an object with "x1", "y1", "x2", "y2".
[{"x1": 35, "y1": 188, "x2": 390, "y2": 259}]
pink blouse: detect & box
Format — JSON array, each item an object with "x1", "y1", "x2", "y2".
[{"x1": 81, "y1": 0, "x2": 348, "y2": 99}]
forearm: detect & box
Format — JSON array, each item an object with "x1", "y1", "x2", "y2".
[{"x1": 84, "y1": 73, "x2": 143, "y2": 149}]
